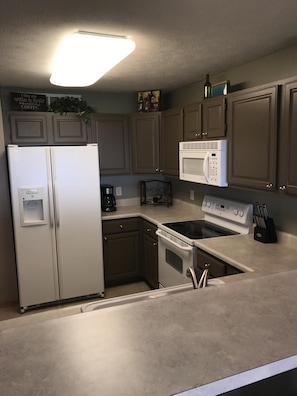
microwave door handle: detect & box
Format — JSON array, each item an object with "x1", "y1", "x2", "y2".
[{"x1": 203, "y1": 152, "x2": 211, "y2": 183}]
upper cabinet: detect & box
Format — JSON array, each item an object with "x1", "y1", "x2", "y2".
[
  {"x1": 278, "y1": 79, "x2": 297, "y2": 195},
  {"x1": 227, "y1": 85, "x2": 279, "y2": 191},
  {"x1": 6, "y1": 111, "x2": 90, "y2": 145},
  {"x1": 160, "y1": 107, "x2": 183, "y2": 176},
  {"x1": 7, "y1": 112, "x2": 51, "y2": 145},
  {"x1": 183, "y1": 102, "x2": 202, "y2": 140},
  {"x1": 130, "y1": 112, "x2": 161, "y2": 174},
  {"x1": 202, "y1": 96, "x2": 226, "y2": 139},
  {"x1": 91, "y1": 114, "x2": 130, "y2": 175},
  {"x1": 183, "y1": 96, "x2": 226, "y2": 141},
  {"x1": 52, "y1": 113, "x2": 88, "y2": 144}
]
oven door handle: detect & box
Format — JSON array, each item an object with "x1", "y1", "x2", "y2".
[{"x1": 156, "y1": 229, "x2": 193, "y2": 251}]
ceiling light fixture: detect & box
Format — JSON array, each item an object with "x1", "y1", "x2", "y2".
[{"x1": 50, "y1": 32, "x2": 136, "y2": 87}]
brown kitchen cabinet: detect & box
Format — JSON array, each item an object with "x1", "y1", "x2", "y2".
[
  {"x1": 130, "y1": 112, "x2": 161, "y2": 174},
  {"x1": 7, "y1": 112, "x2": 51, "y2": 145},
  {"x1": 6, "y1": 111, "x2": 90, "y2": 145},
  {"x1": 278, "y1": 78, "x2": 297, "y2": 195},
  {"x1": 91, "y1": 114, "x2": 130, "y2": 175},
  {"x1": 183, "y1": 96, "x2": 226, "y2": 141},
  {"x1": 227, "y1": 84, "x2": 279, "y2": 191},
  {"x1": 52, "y1": 113, "x2": 88, "y2": 144},
  {"x1": 141, "y1": 219, "x2": 158, "y2": 289},
  {"x1": 160, "y1": 107, "x2": 183, "y2": 176},
  {"x1": 102, "y1": 218, "x2": 141, "y2": 286},
  {"x1": 196, "y1": 248, "x2": 242, "y2": 278}
]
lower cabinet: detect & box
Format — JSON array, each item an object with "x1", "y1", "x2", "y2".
[
  {"x1": 102, "y1": 218, "x2": 141, "y2": 286},
  {"x1": 142, "y1": 220, "x2": 159, "y2": 289},
  {"x1": 196, "y1": 248, "x2": 242, "y2": 278}
]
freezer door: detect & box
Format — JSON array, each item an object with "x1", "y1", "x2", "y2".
[
  {"x1": 7, "y1": 146, "x2": 59, "y2": 308},
  {"x1": 51, "y1": 145, "x2": 104, "y2": 299}
]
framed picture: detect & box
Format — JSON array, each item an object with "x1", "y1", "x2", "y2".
[
  {"x1": 137, "y1": 90, "x2": 161, "y2": 112},
  {"x1": 211, "y1": 81, "x2": 230, "y2": 97}
]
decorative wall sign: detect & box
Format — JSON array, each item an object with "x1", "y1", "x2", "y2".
[
  {"x1": 11, "y1": 92, "x2": 48, "y2": 111},
  {"x1": 211, "y1": 81, "x2": 230, "y2": 97},
  {"x1": 137, "y1": 90, "x2": 161, "y2": 112}
]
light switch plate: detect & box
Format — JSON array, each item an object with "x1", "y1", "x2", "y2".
[{"x1": 116, "y1": 186, "x2": 122, "y2": 196}]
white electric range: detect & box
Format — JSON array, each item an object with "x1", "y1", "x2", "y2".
[{"x1": 156, "y1": 195, "x2": 253, "y2": 288}]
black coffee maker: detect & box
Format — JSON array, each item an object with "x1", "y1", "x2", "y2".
[{"x1": 101, "y1": 184, "x2": 116, "y2": 212}]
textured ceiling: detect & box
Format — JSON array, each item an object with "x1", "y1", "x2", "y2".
[{"x1": 1, "y1": 0, "x2": 297, "y2": 93}]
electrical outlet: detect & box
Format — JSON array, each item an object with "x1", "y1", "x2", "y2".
[
  {"x1": 190, "y1": 190, "x2": 194, "y2": 200},
  {"x1": 115, "y1": 186, "x2": 122, "y2": 196}
]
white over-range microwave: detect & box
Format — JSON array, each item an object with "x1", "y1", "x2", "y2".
[{"x1": 179, "y1": 139, "x2": 228, "y2": 187}]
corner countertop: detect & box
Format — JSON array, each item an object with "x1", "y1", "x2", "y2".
[
  {"x1": 101, "y1": 199, "x2": 204, "y2": 224},
  {"x1": 1, "y1": 202, "x2": 297, "y2": 395}
]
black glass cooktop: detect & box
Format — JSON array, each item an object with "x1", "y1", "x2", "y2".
[{"x1": 163, "y1": 220, "x2": 238, "y2": 240}]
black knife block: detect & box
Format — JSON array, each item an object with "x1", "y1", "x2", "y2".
[{"x1": 254, "y1": 217, "x2": 277, "y2": 243}]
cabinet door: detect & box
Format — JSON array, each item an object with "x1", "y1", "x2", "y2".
[
  {"x1": 92, "y1": 115, "x2": 130, "y2": 175},
  {"x1": 52, "y1": 114, "x2": 88, "y2": 144},
  {"x1": 102, "y1": 218, "x2": 140, "y2": 286},
  {"x1": 184, "y1": 102, "x2": 202, "y2": 140},
  {"x1": 160, "y1": 107, "x2": 183, "y2": 176},
  {"x1": 202, "y1": 96, "x2": 226, "y2": 138},
  {"x1": 131, "y1": 112, "x2": 161, "y2": 173},
  {"x1": 142, "y1": 220, "x2": 158, "y2": 289},
  {"x1": 143, "y1": 234, "x2": 158, "y2": 289},
  {"x1": 279, "y1": 80, "x2": 297, "y2": 195},
  {"x1": 9, "y1": 112, "x2": 50, "y2": 145},
  {"x1": 196, "y1": 248, "x2": 242, "y2": 278},
  {"x1": 103, "y1": 231, "x2": 140, "y2": 286},
  {"x1": 227, "y1": 85, "x2": 279, "y2": 191}
]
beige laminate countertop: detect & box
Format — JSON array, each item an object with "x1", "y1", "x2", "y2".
[
  {"x1": 101, "y1": 199, "x2": 204, "y2": 224},
  {"x1": 102, "y1": 200, "x2": 297, "y2": 281}
]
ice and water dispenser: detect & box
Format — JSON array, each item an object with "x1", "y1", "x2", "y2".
[{"x1": 18, "y1": 187, "x2": 47, "y2": 226}]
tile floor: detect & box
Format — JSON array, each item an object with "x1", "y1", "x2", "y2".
[{"x1": 0, "y1": 281, "x2": 151, "y2": 330}]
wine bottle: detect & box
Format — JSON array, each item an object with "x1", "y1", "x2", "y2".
[{"x1": 204, "y1": 74, "x2": 212, "y2": 99}]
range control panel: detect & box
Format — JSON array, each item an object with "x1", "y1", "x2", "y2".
[{"x1": 202, "y1": 195, "x2": 253, "y2": 227}]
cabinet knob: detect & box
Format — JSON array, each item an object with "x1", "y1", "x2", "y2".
[
  {"x1": 146, "y1": 228, "x2": 151, "y2": 232},
  {"x1": 201, "y1": 131, "x2": 208, "y2": 136},
  {"x1": 266, "y1": 183, "x2": 273, "y2": 189},
  {"x1": 195, "y1": 132, "x2": 201, "y2": 137},
  {"x1": 279, "y1": 185, "x2": 287, "y2": 191},
  {"x1": 119, "y1": 224, "x2": 123, "y2": 229},
  {"x1": 153, "y1": 242, "x2": 157, "y2": 247},
  {"x1": 104, "y1": 236, "x2": 108, "y2": 241}
]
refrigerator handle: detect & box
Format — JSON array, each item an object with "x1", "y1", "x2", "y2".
[
  {"x1": 53, "y1": 180, "x2": 60, "y2": 228},
  {"x1": 48, "y1": 182, "x2": 55, "y2": 227}
]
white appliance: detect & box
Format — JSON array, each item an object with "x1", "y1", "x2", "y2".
[
  {"x1": 7, "y1": 144, "x2": 104, "y2": 312},
  {"x1": 179, "y1": 139, "x2": 228, "y2": 186},
  {"x1": 156, "y1": 196, "x2": 253, "y2": 288}
]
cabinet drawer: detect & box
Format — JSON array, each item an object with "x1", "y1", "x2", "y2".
[
  {"x1": 103, "y1": 218, "x2": 140, "y2": 234},
  {"x1": 142, "y1": 219, "x2": 158, "y2": 240}
]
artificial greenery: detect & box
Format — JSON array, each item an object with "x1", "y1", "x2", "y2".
[{"x1": 48, "y1": 96, "x2": 96, "y2": 123}]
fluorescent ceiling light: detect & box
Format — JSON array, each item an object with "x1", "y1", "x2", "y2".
[{"x1": 50, "y1": 32, "x2": 136, "y2": 87}]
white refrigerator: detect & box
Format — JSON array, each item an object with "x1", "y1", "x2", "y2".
[{"x1": 7, "y1": 144, "x2": 104, "y2": 312}]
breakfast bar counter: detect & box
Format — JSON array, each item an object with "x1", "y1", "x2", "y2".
[{"x1": 1, "y1": 267, "x2": 297, "y2": 395}]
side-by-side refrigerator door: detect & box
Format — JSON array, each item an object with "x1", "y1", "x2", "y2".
[
  {"x1": 7, "y1": 145, "x2": 59, "y2": 310},
  {"x1": 51, "y1": 145, "x2": 104, "y2": 300}
]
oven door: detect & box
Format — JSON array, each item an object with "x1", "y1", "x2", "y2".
[{"x1": 156, "y1": 229, "x2": 195, "y2": 288}]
